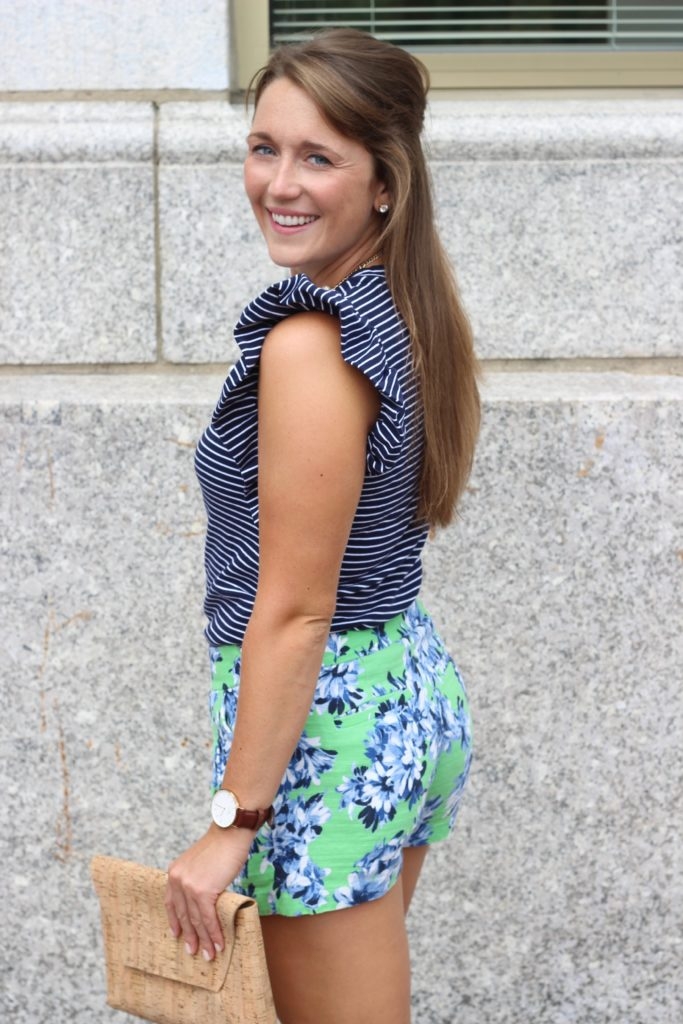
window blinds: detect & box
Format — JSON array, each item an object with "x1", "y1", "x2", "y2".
[{"x1": 270, "y1": 2, "x2": 683, "y2": 50}]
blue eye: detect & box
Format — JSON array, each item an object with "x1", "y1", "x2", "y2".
[
  {"x1": 252, "y1": 143, "x2": 275, "y2": 156},
  {"x1": 308, "y1": 153, "x2": 331, "y2": 167}
]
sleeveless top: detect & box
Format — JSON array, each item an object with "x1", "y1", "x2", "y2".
[{"x1": 194, "y1": 267, "x2": 429, "y2": 646}]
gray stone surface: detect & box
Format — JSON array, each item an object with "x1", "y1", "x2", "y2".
[
  {"x1": 158, "y1": 103, "x2": 277, "y2": 364},
  {"x1": 0, "y1": 161, "x2": 156, "y2": 364},
  {"x1": 1, "y1": 370, "x2": 681, "y2": 1023},
  {"x1": 158, "y1": 101, "x2": 248, "y2": 164},
  {"x1": 2, "y1": 375, "x2": 214, "y2": 1022},
  {"x1": 435, "y1": 158, "x2": 683, "y2": 360},
  {"x1": 414, "y1": 372, "x2": 683, "y2": 1022},
  {"x1": 0, "y1": 0, "x2": 229, "y2": 91},
  {"x1": 159, "y1": 164, "x2": 279, "y2": 364},
  {"x1": 0, "y1": 102, "x2": 153, "y2": 163},
  {"x1": 425, "y1": 97, "x2": 683, "y2": 160}
]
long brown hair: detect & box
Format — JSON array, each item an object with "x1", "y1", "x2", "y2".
[{"x1": 249, "y1": 29, "x2": 480, "y2": 528}]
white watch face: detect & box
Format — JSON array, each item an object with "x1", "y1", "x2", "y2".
[{"x1": 211, "y1": 789, "x2": 238, "y2": 828}]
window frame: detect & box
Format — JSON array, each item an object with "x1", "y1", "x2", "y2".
[{"x1": 232, "y1": 0, "x2": 683, "y2": 91}]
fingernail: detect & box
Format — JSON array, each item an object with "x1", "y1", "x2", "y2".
[
  {"x1": 214, "y1": 942, "x2": 223, "y2": 954},
  {"x1": 202, "y1": 949, "x2": 212, "y2": 962},
  {"x1": 185, "y1": 942, "x2": 192, "y2": 956}
]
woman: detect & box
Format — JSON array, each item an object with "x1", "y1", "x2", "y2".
[{"x1": 165, "y1": 28, "x2": 480, "y2": 1024}]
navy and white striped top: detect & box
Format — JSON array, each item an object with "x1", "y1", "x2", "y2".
[{"x1": 194, "y1": 267, "x2": 429, "y2": 646}]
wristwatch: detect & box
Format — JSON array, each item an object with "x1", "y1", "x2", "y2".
[{"x1": 210, "y1": 788, "x2": 273, "y2": 831}]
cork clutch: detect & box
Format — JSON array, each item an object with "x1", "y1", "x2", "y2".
[{"x1": 91, "y1": 855, "x2": 277, "y2": 1024}]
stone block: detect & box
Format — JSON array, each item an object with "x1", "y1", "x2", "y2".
[
  {"x1": 0, "y1": 103, "x2": 156, "y2": 364},
  {"x1": 158, "y1": 103, "x2": 278, "y2": 364},
  {"x1": 158, "y1": 100, "x2": 247, "y2": 164},
  {"x1": 428, "y1": 99, "x2": 683, "y2": 360},
  {"x1": 0, "y1": 0, "x2": 229, "y2": 91},
  {"x1": 434, "y1": 159, "x2": 683, "y2": 360},
  {"x1": 1, "y1": 370, "x2": 681, "y2": 1023},
  {"x1": 159, "y1": 164, "x2": 279, "y2": 364}
]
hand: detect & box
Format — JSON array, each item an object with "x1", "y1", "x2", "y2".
[{"x1": 165, "y1": 824, "x2": 255, "y2": 961}]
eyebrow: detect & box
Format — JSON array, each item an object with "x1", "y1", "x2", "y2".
[{"x1": 246, "y1": 131, "x2": 342, "y2": 157}]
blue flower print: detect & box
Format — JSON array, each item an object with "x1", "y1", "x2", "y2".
[
  {"x1": 366, "y1": 715, "x2": 427, "y2": 807},
  {"x1": 355, "y1": 761, "x2": 401, "y2": 830},
  {"x1": 453, "y1": 694, "x2": 472, "y2": 750},
  {"x1": 358, "y1": 625, "x2": 394, "y2": 658},
  {"x1": 324, "y1": 632, "x2": 351, "y2": 659},
  {"x1": 334, "y1": 872, "x2": 388, "y2": 908},
  {"x1": 209, "y1": 682, "x2": 239, "y2": 789},
  {"x1": 285, "y1": 791, "x2": 332, "y2": 846},
  {"x1": 444, "y1": 751, "x2": 473, "y2": 829},
  {"x1": 426, "y1": 690, "x2": 460, "y2": 762},
  {"x1": 283, "y1": 857, "x2": 330, "y2": 910},
  {"x1": 339, "y1": 758, "x2": 409, "y2": 832},
  {"x1": 257, "y1": 793, "x2": 332, "y2": 910},
  {"x1": 369, "y1": 670, "x2": 404, "y2": 703},
  {"x1": 355, "y1": 830, "x2": 405, "y2": 879},
  {"x1": 314, "y1": 660, "x2": 364, "y2": 716},
  {"x1": 337, "y1": 766, "x2": 368, "y2": 815},
  {"x1": 401, "y1": 603, "x2": 448, "y2": 694},
  {"x1": 281, "y1": 735, "x2": 337, "y2": 792},
  {"x1": 334, "y1": 831, "x2": 405, "y2": 906},
  {"x1": 209, "y1": 646, "x2": 224, "y2": 679},
  {"x1": 407, "y1": 796, "x2": 443, "y2": 846},
  {"x1": 337, "y1": 696, "x2": 428, "y2": 830}
]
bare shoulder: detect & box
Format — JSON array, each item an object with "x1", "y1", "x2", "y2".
[
  {"x1": 260, "y1": 311, "x2": 379, "y2": 428},
  {"x1": 261, "y1": 311, "x2": 342, "y2": 366}
]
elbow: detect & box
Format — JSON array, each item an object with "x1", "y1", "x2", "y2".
[{"x1": 248, "y1": 593, "x2": 335, "y2": 646}]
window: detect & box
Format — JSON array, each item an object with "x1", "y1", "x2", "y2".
[{"x1": 233, "y1": 1, "x2": 683, "y2": 89}]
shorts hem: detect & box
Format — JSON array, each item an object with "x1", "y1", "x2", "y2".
[{"x1": 237, "y1": 871, "x2": 403, "y2": 919}]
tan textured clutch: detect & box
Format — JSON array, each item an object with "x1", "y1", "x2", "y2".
[{"x1": 91, "y1": 855, "x2": 277, "y2": 1024}]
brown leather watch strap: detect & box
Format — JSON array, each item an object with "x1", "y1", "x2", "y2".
[{"x1": 233, "y1": 805, "x2": 274, "y2": 830}]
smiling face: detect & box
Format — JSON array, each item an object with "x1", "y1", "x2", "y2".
[{"x1": 244, "y1": 77, "x2": 389, "y2": 287}]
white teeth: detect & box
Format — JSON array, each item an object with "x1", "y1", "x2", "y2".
[{"x1": 271, "y1": 212, "x2": 317, "y2": 227}]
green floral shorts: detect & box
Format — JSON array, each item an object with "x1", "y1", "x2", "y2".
[{"x1": 209, "y1": 600, "x2": 472, "y2": 917}]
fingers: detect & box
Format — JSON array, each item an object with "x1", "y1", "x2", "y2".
[
  {"x1": 164, "y1": 827, "x2": 250, "y2": 961},
  {"x1": 188, "y1": 894, "x2": 224, "y2": 960},
  {"x1": 165, "y1": 867, "x2": 225, "y2": 962},
  {"x1": 165, "y1": 887, "x2": 182, "y2": 940}
]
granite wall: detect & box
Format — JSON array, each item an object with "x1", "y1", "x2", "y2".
[{"x1": 1, "y1": 6, "x2": 682, "y2": 1022}]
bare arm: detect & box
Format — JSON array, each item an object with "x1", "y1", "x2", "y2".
[{"x1": 165, "y1": 311, "x2": 379, "y2": 959}]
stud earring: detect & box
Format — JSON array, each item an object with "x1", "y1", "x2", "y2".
[{"x1": 378, "y1": 203, "x2": 389, "y2": 214}]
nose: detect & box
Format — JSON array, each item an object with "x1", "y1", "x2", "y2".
[{"x1": 268, "y1": 155, "x2": 301, "y2": 201}]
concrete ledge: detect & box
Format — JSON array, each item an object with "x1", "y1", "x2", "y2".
[
  {"x1": 0, "y1": 103, "x2": 153, "y2": 163},
  {"x1": 2, "y1": 98, "x2": 679, "y2": 166},
  {"x1": 2, "y1": 368, "x2": 682, "y2": 405},
  {"x1": 425, "y1": 97, "x2": 683, "y2": 160},
  {"x1": 158, "y1": 98, "x2": 683, "y2": 163}
]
